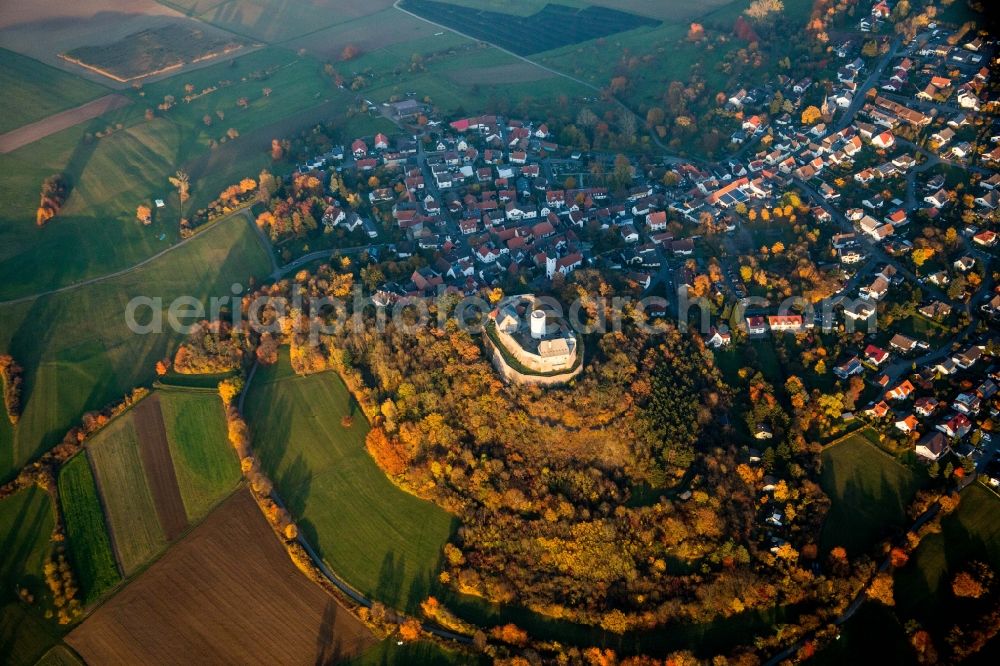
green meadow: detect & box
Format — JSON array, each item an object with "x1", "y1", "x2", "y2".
[
  {"x1": 244, "y1": 352, "x2": 456, "y2": 612},
  {"x1": 0, "y1": 486, "x2": 59, "y2": 666},
  {"x1": 0, "y1": 213, "x2": 271, "y2": 483},
  {"x1": 0, "y1": 49, "x2": 108, "y2": 134},
  {"x1": 158, "y1": 388, "x2": 241, "y2": 522},
  {"x1": 819, "y1": 435, "x2": 923, "y2": 557},
  {"x1": 57, "y1": 456, "x2": 121, "y2": 603}
]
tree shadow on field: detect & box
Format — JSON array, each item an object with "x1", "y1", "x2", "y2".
[
  {"x1": 314, "y1": 599, "x2": 345, "y2": 666},
  {"x1": 278, "y1": 452, "x2": 312, "y2": 518},
  {"x1": 375, "y1": 551, "x2": 405, "y2": 609}
]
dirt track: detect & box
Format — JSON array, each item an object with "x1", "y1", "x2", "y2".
[
  {"x1": 0, "y1": 93, "x2": 131, "y2": 153},
  {"x1": 67, "y1": 489, "x2": 375, "y2": 664},
  {"x1": 133, "y1": 395, "x2": 189, "y2": 541}
]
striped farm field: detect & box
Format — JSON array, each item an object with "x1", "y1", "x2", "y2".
[
  {"x1": 86, "y1": 414, "x2": 167, "y2": 576},
  {"x1": 158, "y1": 388, "x2": 240, "y2": 522},
  {"x1": 57, "y1": 455, "x2": 121, "y2": 603}
]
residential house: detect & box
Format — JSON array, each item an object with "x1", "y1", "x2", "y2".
[
  {"x1": 895, "y1": 414, "x2": 920, "y2": 433},
  {"x1": 746, "y1": 316, "x2": 768, "y2": 336},
  {"x1": 915, "y1": 432, "x2": 950, "y2": 461},
  {"x1": 937, "y1": 413, "x2": 972, "y2": 439},
  {"x1": 886, "y1": 380, "x2": 916, "y2": 401}
]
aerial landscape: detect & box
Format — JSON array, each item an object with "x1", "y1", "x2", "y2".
[{"x1": 1, "y1": 0, "x2": 999, "y2": 664}]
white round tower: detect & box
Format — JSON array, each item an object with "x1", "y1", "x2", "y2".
[{"x1": 530, "y1": 310, "x2": 546, "y2": 339}]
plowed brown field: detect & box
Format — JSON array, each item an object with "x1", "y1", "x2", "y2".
[
  {"x1": 67, "y1": 489, "x2": 375, "y2": 664},
  {"x1": 132, "y1": 395, "x2": 188, "y2": 541}
]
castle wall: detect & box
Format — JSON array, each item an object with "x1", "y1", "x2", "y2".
[{"x1": 484, "y1": 332, "x2": 582, "y2": 387}]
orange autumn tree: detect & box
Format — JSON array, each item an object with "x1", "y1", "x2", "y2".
[
  {"x1": 36, "y1": 174, "x2": 68, "y2": 226},
  {"x1": 365, "y1": 426, "x2": 410, "y2": 476},
  {"x1": 398, "y1": 617, "x2": 421, "y2": 641}
]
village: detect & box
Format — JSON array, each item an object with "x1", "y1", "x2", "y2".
[{"x1": 277, "y1": 3, "x2": 1000, "y2": 489}]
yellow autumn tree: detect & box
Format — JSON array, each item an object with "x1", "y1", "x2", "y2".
[{"x1": 801, "y1": 105, "x2": 822, "y2": 125}]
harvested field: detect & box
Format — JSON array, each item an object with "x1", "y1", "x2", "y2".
[
  {"x1": 289, "y1": 7, "x2": 466, "y2": 61},
  {"x1": 0, "y1": 0, "x2": 251, "y2": 87},
  {"x1": 195, "y1": 0, "x2": 398, "y2": 43},
  {"x1": 86, "y1": 416, "x2": 167, "y2": 575},
  {"x1": 132, "y1": 395, "x2": 189, "y2": 541},
  {"x1": 67, "y1": 489, "x2": 376, "y2": 665},
  {"x1": 61, "y1": 23, "x2": 246, "y2": 82},
  {"x1": 0, "y1": 94, "x2": 131, "y2": 154}
]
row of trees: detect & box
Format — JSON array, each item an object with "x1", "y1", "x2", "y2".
[{"x1": 0, "y1": 354, "x2": 23, "y2": 425}]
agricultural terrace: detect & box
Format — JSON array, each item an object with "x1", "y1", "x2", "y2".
[
  {"x1": 895, "y1": 485, "x2": 1000, "y2": 632},
  {"x1": 0, "y1": 49, "x2": 108, "y2": 135},
  {"x1": 57, "y1": 456, "x2": 121, "y2": 603},
  {"x1": 819, "y1": 434, "x2": 923, "y2": 557},
  {"x1": 401, "y1": 0, "x2": 660, "y2": 55},
  {"x1": 67, "y1": 489, "x2": 376, "y2": 664},
  {"x1": 0, "y1": 213, "x2": 270, "y2": 482},
  {"x1": 244, "y1": 352, "x2": 457, "y2": 612},
  {"x1": 0, "y1": 486, "x2": 58, "y2": 666}
]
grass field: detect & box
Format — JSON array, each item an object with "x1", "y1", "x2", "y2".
[
  {"x1": 57, "y1": 456, "x2": 121, "y2": 603},
  {"x1": 0, "y1": 486, "x2": 59, "y2": 666},
  {"x1": 0, "y1": 49, "x2": 108, "y2": 135},
  {"x1": 895, "y1": 485, "x2": 1000, "y2": 626},
  {"x1": 0, "y1": 212, "x2": 270, "y2": 483},
  {"x1": 158, "y1": 388, "x2": 240, "y2": 521},
  {"x1": 0, "y1": 46, "x2": 345, "y2": 301},
  {"x1": 86, "y1": 416, "x2": 168, "y2": 575},
  {"x1": 191, "y1": 0, "x2": 397, "y2": 42},
  {"x1": 819, "y1": 434, "x2": 923, "y2": 557},
  {"x1": 433, "y1": 0, "x2": 736, "y2": 21},
  {"x1": 348, "y1": 639, "x2": 483, "y2": 665},
  {"x1": 244, "y1": 352, "x2": 456, "y2": 612},
  {"x1": 67, "y1": 488, "x2": 376, "y2": 663}
]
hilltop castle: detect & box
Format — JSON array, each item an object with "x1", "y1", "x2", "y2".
[{"x1": 485, "y1": 295, "x2": 581, "y2": 385}]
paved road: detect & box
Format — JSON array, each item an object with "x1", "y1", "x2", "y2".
[{"x1": 834, "y1": 38, "x2": 902, "y2": 133}]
